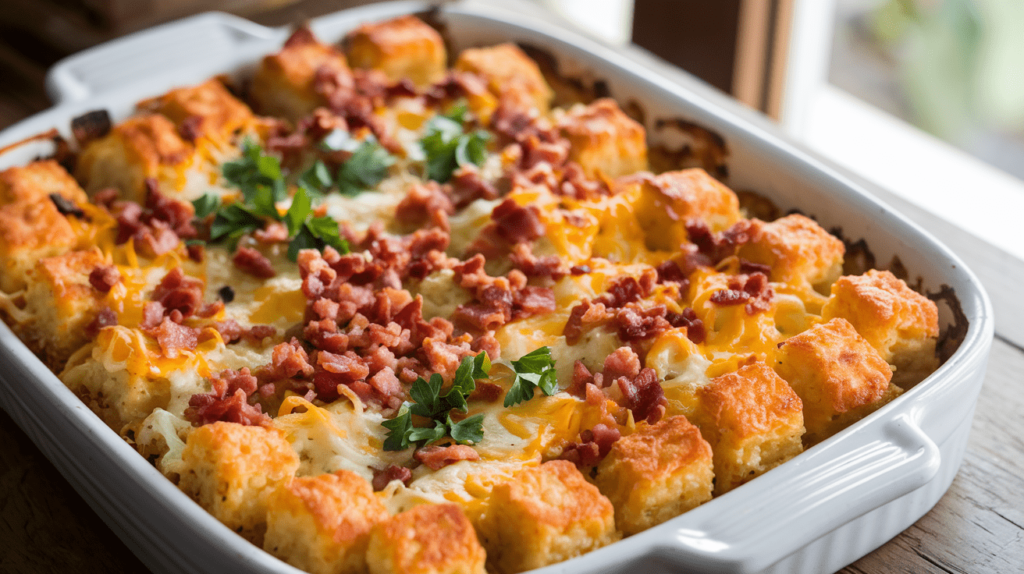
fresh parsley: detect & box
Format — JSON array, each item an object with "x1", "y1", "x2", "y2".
[
  {"x1": 222, "y1": 138, "x2": 287, "y2": 204},
  {"x1": 382, "y1": 353, "x2": 490, "y2": 451},
  {"x1": 321, "y1": 129, "x2": 395, "y2": 196},
  {"x1": 419, "y1": 102, "x2": 491, "y2": 183},
  {"x1": 503, "y1": 347, "x2": 558, "y2": 408},
  {"x1": 297, "y1": 160, "x2": 333, "y2": 200},
  {"x1": 196, "y1": 140, "x2": 351, "y2": 259}
]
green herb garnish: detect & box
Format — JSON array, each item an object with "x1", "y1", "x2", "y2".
[
  {"x1": 419, "y1": 102, "x2": 491, "y2": 183},
  {"x1": 382, "y1": 353, "x2": 490, "y2": 451},
  {"x1": 321, "y1": 129, "x2": 395, "y2": 196},
  {"x1": 503, "y1": 347, "x2": 558, "y2": 408},
  {"x1": 197, "y1": 140, "x2": 350, "y2": 259}
]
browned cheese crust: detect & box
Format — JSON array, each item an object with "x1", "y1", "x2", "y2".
[
  {"x1": 595, "y1": 415, "x2": 713, "y2": 535},
  {"x1": 367, "y1": 503, "x2": 486, "y2": 574}
]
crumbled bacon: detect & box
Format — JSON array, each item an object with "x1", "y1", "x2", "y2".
[
  {"x1": 740, "y1": 259, "x2": 772, "y2": 276},
  {"x1": 372, "y1": 465, "x2": 412, "y2": 492},
  {"x1": 509, "y1": 243, "x2": 568, "y2": 280},
  {"x1": 178, "y1": 115, "x2": 203, "y2": 142},
  {"x1": 144, "y1": 317, "x2": 199, "y2": 359},
  {"x1": 395, "y1": 182, "x2": 454, "y2": 232},
  {"x1": 615, "y1": 304, "x2": 672, "y2": 342},
  {"x1": 185, "y1": 367, "x2": 269, "y2": 427},
  {"x1": 233, "y1": 246, "x2": 276, "y2": 278},
  {"x1": 491, "y1": 199, "x2": 544, "y2": 244},
  {"x1": 85, "y1": 307, "x2": 118, "y2": 336},
  {"x1": 254, "y1": 222, "x2": 289, "y2": 244},
  {"x1": 151, "y1": 267, "x2": 204, "y2": 319},
  {"x1": 685, "y1": 219, "x2": 757, "y2": 264},
  {"x1": 558, "y1": 423, "x2": 621, "y2": 468},
  {"x1": 468, "y1": 381, "x2": 503, "y2": 402},
  {"x1": 603, "y1": 347, "x2": 641, "y2": 382},
  {"x1": 567, "y1": 361, "x2": 603, "y2": 398},
  {"x1": 710, "y1": 272, "x2": 774, "y2": 315},
  {"x1": 666, "y1": 307, "x2": 706, "y2": 345},
  {"x1": 414, "y1": 444, "x2": 481, "y2": 470},
  {"x1": 563, "y1": 299, "x2": 612, "y2": 346},
  {"x1": 446, "y1": 167, "x2": 499, "y2": 209},
  {"x1": 617, "y1": 367, "x2": 667, "y2": 424},
  {"x1": 88, "y1": 265, "x2": 120, "y2": 293}
]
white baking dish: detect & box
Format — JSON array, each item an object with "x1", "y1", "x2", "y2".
[{"x1": 0, "y1": 2, "x2": 994, "y2": 573}]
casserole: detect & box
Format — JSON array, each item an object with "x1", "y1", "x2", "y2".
[{"x1": 0, "y1": 2, "x2": 993, "y2": 573}]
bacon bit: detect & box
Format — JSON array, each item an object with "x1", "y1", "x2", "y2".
[
  {"x1": 471, "y1": 332, "x2": 501, "y2": 364},
  {"x1": 558, "y1": 423, "x2": 621, "y2": 468},
  {"x1": 666, "y1": 307, "x2": 706, "y2": 345},
  {"x1": 144, "y1": 317, "x2": 199, "y2": 359},
  {"x1": 152, "y1": 267, "x2": 205, "y2": 319},
  {"x1": 246, "y1": 325, "x2": 277, "y2": 342},
  {"x1": 617, "y1": 368, "x2": 667, "y2": 425},
  {"x1": 260, "y1": 339, "x2": 315, "y2": 381},
  {"x1": 446, "y1": 167, "x2": 499, "y2": 209},
  {"x1": 603, "y1": 347, "x2": 641, "y2": 381},
  {"x1": 740, "y1": 259, "x2": 771, "y2": 276},
  {"x1": 567, "y1": 361, "x2": 603, "y2": 398},
  {"x1": 186, "y1": 242, "x2": 205, "y2": 262},
  {"x1": 491, "y1": 199, "x2": 544, "y2": 244},
  {"x1": 88, "y1": 265, "x2": 120, "y2": 293},
  {"x1": 422, "y1": 338, "x2": 474, "y2": 382},
  {"x1": 197, "y1": 301, "x2": 223, "y2": 318},
  {"x1": 212, "y1": 319, "x2": 243, "y2": 343},
  {"x1": 710, "y1": 272, "x2": 774, "y2": 315},
  {"x1": 233, "y1": 247, "x2": 276, "y2": 279},
  {"x1": 509, "y1": 243, "x2": 568, "y2": 280},
  {"x1": 185, "y1": 367, "x2": 269, "y2": 427},
  {"x1": 563, "y1": 299, "x2": 612, "y2": 346},
  {"x1": 468, "y1": 381, "x2": 503, "y2": 402},
  {"x1": 372, "y1": 465, "x2": 412, "y2": 492},
  {"x1": 254, "y1": 221, "x2": 289, "y2": 243},
  {"x1": 178, "y1": 115, "x2": 204, "y2": 142},
  {"x1": 85, "y1": 308, "x2": 118, "y2": 336},
  {"x1": 141, "y1": 301, "x2": 165, "y2": 330},
  {"x1": 710, "y1": 289, "x2": 748, "y2": 306},
  {"x1": 414, "y1": 444, "x2": 481, "y2": 470},
  {"x1": 512, "y1": 286, "x2": 555, "y2": 320},
  {"x1": 559, "y1": 162, "x2": 609, "y2": 200},
  {"x1": 368, "y1": 367, "x2": 402, "y2": 400},
  {"x1": 685, "y1": 219, "x2": 756, "y2": 264},
  {"x1": 615, "y1": 304, "x2": 671, "y2": 342},
  {"x1": 146, "y1": 180, "x2": 197, "y2": 239},
  {"x1": 395, "y1": 182, "x2": 454, "y2": 232}
]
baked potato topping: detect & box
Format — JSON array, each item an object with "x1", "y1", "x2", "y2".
[{"x1": 0, "y1": 15, "x2": 941, "y2": 574}]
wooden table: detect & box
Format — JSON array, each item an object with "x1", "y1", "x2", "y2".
[{"x1": 1, "y1": 6, "x2": 1023, "y2": 574}]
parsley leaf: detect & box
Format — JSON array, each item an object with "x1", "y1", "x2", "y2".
[
  {"x1": 284, "y1": 186, "x2": 312, "y2": 237},
  {"x1": 381, "y1": 352, "x2": 492, "y2": 451},
  {"x1": 448, "y1": 413, "x2": 484, "y2": 444},
  {"x1": 504, "y1": 347, "x2": 558, "y2": 408},
  {"x1": 210, "y1": 204, "x2": 262, "y2": 244},
  {"x1": 382, "y1": 405, "x2": 413, "y2": 451},
  {"x1": 222, "y1": 138, "x2": 286, "y2": 203},
  {"x1": 419, "y1": 104, "x2": 491, "y2": 183},
  {"x1": 192, "y1": 194, "x2": 221, "y2": 219},
  {"x1": 326, "y1": 131, "x2": 395, "y2": 196},
  {"x1": 297, "y1": 160, "x2": 333, "y2": 199}
]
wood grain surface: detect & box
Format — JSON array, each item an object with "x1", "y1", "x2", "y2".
[{"x1": 0, "y1": 3, "x2": 1022, "y2": 572}]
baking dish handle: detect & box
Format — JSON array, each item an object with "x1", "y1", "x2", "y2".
[
  {"x1": 655, "y1": 413, "x2": 941, "y2": 574},
  {"x1": 45, "y1": 12, "x2": 277, "y2": 105}
]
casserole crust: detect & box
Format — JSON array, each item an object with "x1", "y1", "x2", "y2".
[{"x1": 0, "y1": 14, "x2": 943, "y2": 574}]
